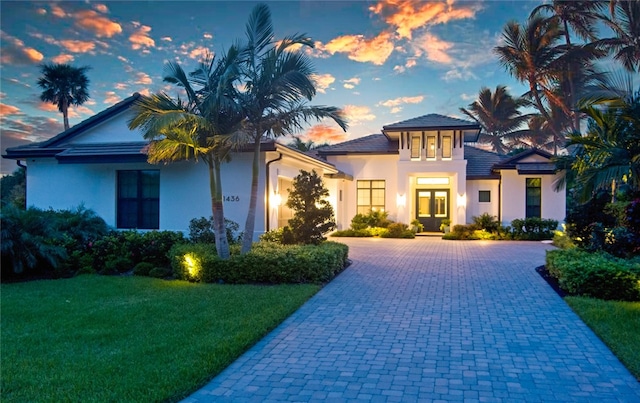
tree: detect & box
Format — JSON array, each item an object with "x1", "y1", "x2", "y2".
[
  {"x1": 0, "y1": 167, "x2": 26, "y2": 209},
  {"x1": 495, "y1": 15, "x2": 567, "y2": 154},
  {"x1": 128, "y1": 51, "x2": 243, "y2": 259},
  {"x1": 566, "y1": 76, "x2": 640, "y2": 203},
  {"x1": 286, "y1": 170, "x2": 336, "y2": 244},
  {"x1": 288, "y1": 137, "x2": 327, "y2": 151},
  {"x1": 236, "y1": 4, "x2": 348, "y2": 254},
  {"x1": 37, "y1": 63, "x2": 90, "y2": 130},
  {"x1": 459, "y1": 85, "x2": 530, "y2": 154},
  {"x1": 600, "y1": 0, "x2": 640, "y2": 72}
]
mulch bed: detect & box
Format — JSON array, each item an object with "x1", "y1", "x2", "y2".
[{"x1": 535, "y1": 265, "x2": 568, "y2": 298}]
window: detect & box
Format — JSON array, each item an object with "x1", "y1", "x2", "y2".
[
  {"x1": 479, "y1": 190, "x2": 491, "y2": 203},
  {"x1": 426, "y1": 136, "x2": 436, "y2": 158},
  {"x1": 442, "y1": 136, "x2": 452, "y2": 158},
  {"x1": 117, "y1": 170, "x2": 159, "y2": 229},
  {"x1": 277, "y1": 177, "x2": 294, "y2": 228},
  {"x1": 434, "y1": 191, "x2": 447, "y2": 217},
  {"x1": 410, "y1": 135, "x2": 421, "y2": 159},
  {"x1": 357, "y1": 180, "x2": 385, "y2": 214},
  {"x1": 526, "y1": 178, "x2": 541, "y2": 218}
]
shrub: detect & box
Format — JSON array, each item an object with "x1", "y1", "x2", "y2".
[
  {"x1": 133, "y1": 262, "x2": 154, "y2": 276},
  {"x1": 260, "y1": 228, "x2": 284, "y2": 243},
  {"x1": 286, "y1": 170, "x2": 336, "y2": 244},
  {"x1": 546, "y1": 249, "x2": 640, "y2": 301},
  {"x1": 171, "y1": 241, "x2": 349, "y2": 284},
  {"x1": 350, "y1": 210, "x2": 390, "y2": 230},
  {"x1": 472, "y1": 213, "x2": 499, "y2": 233},
  {"x1": 148, "y1": 266, "x2": 172, "y2": 278},
  {"x1": 189, "y1": 217, "x2": 241, "y2": 244},
  {"x1": 510, "y1": 217, "x2": 558, "y2": 240},
  {"x1": 552, "y1": 230, "x2": 575, "y2": 249},
  {"x1": 331, "y1": 229, "x2": 373, "y2": 237},
  {"x1": 380, "y1": 223, "x2": 414, "y2": 238},
  {"x1": 103, "y1": 256, "x2": 133, "y2": 275},
  {"x1": 410, "y1": 219, "x2": 424, "y2": 233}
]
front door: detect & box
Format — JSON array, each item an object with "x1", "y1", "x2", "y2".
[{"x1": 416, "y1": 189, "x2": 449, "y2": 232}]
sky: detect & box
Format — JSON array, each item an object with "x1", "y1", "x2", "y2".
[{"x1": 1, "y1": 0, "x2": 553, "y2": 175}]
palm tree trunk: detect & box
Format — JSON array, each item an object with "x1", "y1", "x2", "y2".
[
  {"x1": 62, "y1": 98, "x2": 70, "y2": 130},
  {"x1": 209, "y1": 158, "x2": 230, "y2": 259},
  {"x1": 563, "y1": 20, "x2": 580, "y2": 134},
  {"x1": 530, "y1": 79, "x2": 562, "y2": 155},
  {"x1": 241, "y1": 136, "x2": 262, "y2": 254}
]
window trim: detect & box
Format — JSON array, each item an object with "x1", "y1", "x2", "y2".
[
  {"x1": 410, "y1": 135, "x2": 421, "y2": 159},
  {"x1": 478, "y1": 190, "x2": 491, "y2": 203},
  {"x1": 117, "y1": 170, "x2": 160, "y2": 230},
  {"x1": 357, "y1": 180, "x2": 385, "y2": 215},
  {"x1": 525, "y1": 177, "x2": 542, "y2": 218},
  {"x1": 442, "y1": 135, "x2": 452, "y2": 159}
]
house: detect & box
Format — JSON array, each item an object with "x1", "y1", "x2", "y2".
[{"x1": 3, "y1": 93, "x2": 566, "y2": 237}]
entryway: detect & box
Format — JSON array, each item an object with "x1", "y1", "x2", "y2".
[{"x1": 416, "y1": 189, "x2": 449, "y2": 232}]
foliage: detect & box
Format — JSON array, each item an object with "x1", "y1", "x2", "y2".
[
  {"x1": 37, "y1": 63, "x2": 91, "y2": 130},
  {"x1": 350, "y1": 210, "x2": 391, "y2": 230},
  {"x1": 237, "y1": 3, "x2": 348, "y2": 254},
  {"x1": 379, "y1": 223, "x2": 415, "y2": 238},
  {"x1": 546, "y1": 249, "x2": 640, "y2": 301},
  {"x1": 330, "y1": 229, "x2": 374, "y2": 238},
  {"x1": 510, "y1": 217, "x2": 559, "y2": 240},
  {"x1": 133, "y1": 262, "x2": 154, "y2": 276},
  {"x1": 171, "y1": 241, "x2": 349, "y2": 284},
  {"x1": 472, "y1": 213, "x2": 500, "y2": 233},
  {"x1": 552, "y1": 229, "x2": 576, "y2": 249},
  {"x1": 0, "y1": 168, "x2": 26, "y2": 209},
  {"x1": 1, "y1": 275, "x2": 319, "y2": 402},
  {"x1": 565, "y1": 297, "x2": 640, "y2": 381},
  {"x1": 410, "y1": 219, "x2": 424, "y2": 233},
  {"x1": 260, "y1": 227, "x2": 285, "y2": 243},
  {"x1": 0, "y1": 205, "x2": 109, "y2": 280},
  {"x1": 189, "y1": 216, "x2": 242, "y2": 244},
  {"x1": 286, "y1": 170, "x2": 336, "y2": 244}
]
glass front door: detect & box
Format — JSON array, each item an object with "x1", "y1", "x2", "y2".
[{"x1": 416, "y1": 189, "x2": 449, "y2": 232}]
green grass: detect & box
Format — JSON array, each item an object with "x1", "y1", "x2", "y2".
[
  {"x1": 1, "y1": 275, "x2": 320, "y2": 403},
  {"x1": 565, "y1": 296, "x2": 640, "y2": 381}
]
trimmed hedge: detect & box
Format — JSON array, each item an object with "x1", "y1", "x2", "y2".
[
  {"x1": 546, "y1": 249, "x2": 640, "y2": 301},
  {"x1": 171, "y1": 241, "x2": 349, "y2": 284},
  {"x1": 443, "y1": 217, "x2": 558, "y2": 241}
]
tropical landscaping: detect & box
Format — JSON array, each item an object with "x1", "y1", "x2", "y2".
[{"x1": 1, "y1": 0, "x2": 640, "y2": 400}]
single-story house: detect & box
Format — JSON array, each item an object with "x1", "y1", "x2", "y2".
[{"x1": 3, "y1": 93, "x2": 565, "y2": 237}]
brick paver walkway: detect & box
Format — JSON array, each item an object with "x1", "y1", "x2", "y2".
[{"x1": 184, "y1": 238, "x2": 640, "y2": 402}]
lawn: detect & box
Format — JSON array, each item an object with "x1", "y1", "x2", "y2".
[
  {"x1": 1, "y1": 275, "x2": 320, "y2": 403},
  {"x1": 565, "y1": 296, "x2": 640, "y2": 381}
]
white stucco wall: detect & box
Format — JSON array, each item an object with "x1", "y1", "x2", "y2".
[
  {"x1": 62, "y1": 111, "x2": 142, "y2": 144},
  {"x1": 500, "y1": 170, "x2": 566, "y2": 225},
  {"x1": 465, "y1": 179, "x2": 500, "y2": 223}
]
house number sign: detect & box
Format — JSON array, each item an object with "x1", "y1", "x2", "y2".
[{"x1": 224, "y1": 195, "x2": 240, "y2": 202}]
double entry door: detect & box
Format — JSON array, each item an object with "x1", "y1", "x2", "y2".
[{"x1": 416, "y1": 189, "x2": 449, "y2": 232}]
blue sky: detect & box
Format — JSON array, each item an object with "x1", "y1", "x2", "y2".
[{"x1": 0, "y1": 0, "x2": 547, "y2": 175}]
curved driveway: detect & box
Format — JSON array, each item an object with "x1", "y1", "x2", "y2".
[{"x1": 184, "y1": 238, "x2": 640, "y2": 402}]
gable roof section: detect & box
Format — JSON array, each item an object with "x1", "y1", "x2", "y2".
[
  {"x1": 464, "y1": 146, "x2": 506, "y2": 179},
  {"x1": 4, "y1": 93, "x2": 142, "y2": 160},
  {"x1": 492, "y1": 148, "x2": 557, "y2": 174},
  {"x1": 315, "y1": 134, "x2": 398, "y2": 156}
]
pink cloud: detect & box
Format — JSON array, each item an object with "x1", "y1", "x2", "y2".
[
  {"x1": 104, "y1": 91, "x2": 121, "y2": 104},
  {"x1": 74, "y1": 10, "x2": 122, "y2": 38},
  {"x1": 302, "y1": 124, "x2": 348, "y2": 144},
  {"x1": 59, "y1": 39, "x2": 95, "y2": 53},
  {"x1": 134, "y1": 72, "x2": 152, "y2": 85},
  {"x1": 130, "y1": 25, "x2": 155, "y2": 50},
  {"x1": 318, "y1": 32, "x2": 394, "y2": 65},
  {"x1": 311, "y1": 73, "x2": 335, "y2": 93},
  {"x1": 93, "y1": 4, "x2": 109, "y2": 13},
  {"x1": 0, "y1": 103, "x2": 22, "y2": 115},
  {"x1": 51, "y1": 54, "x2": 75, "y2": 64},
  {"x1": 378, "y1": 95, "x2": 424, "y2": 108},
  {"x1": 414, "y1": 33, "x2": 453, "y2": 64},
  {"x1": 0, "y1": 31, "x2": 44, "y2": 65},
  {"x1": 343, "y1": 105, "x2": 376, "y2": 124}
]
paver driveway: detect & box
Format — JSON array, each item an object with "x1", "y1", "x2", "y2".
[{"x1": 184, "y1": 238, "x2": 640, "y2": 402}]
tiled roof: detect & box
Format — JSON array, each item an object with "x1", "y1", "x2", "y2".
[
  {"x1": 492, "y1": 148, "x2": 554, "y2": 169},
  {"x1": 315, "y1": 134, "x2": 398, "y2": 155},
  {"x1": 55, "y1": 142, "x2": 149, "y2": 163},
  {"x1": 464, "y1": 146, "x2": 507, "y2": 179},
  {"x1": 383, "y1": 114, "x2": 480, "y2": 131}
]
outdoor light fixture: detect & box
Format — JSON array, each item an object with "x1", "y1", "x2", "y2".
[
  {"x1": 457, "y1": 193, "x2": 467, "y2": 208},
  {"x1": 271, "y1": 192, "x2": 282, "y2": 207},
  {"x1": 397, "y1": 193, "x2": 406, "y2": 207}
]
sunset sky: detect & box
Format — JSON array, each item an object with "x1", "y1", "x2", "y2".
[{"x1": 0, "y1": 0, "x2": 561, "y2": 175}]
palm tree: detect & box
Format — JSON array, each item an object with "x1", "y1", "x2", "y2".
[
  {"x1": 128, "y1": 51, "x2": 243, "y2": 259},
  {"x1": 288, "y1": 138, "x2": 327, "y2": 151},
  {"x1": 236, "y1": 4, "x2": 348, "y2": 254},
  {"x1": 567, "y1": 75, "x2": 640, "y2": 203},
  {"x1": 37, "y1": 63, "x2": 90, "y2": 130},
  {"x1": 532, "y1": 1, "x2": 606, "y2": 132},
  {"x1": 495, "y1": 14, "x2": 567, "y2": 155},
  {"x1": 600, "y1": 0, "x2": 640, "y2": 72},
  {"x1": 459, "y1": 85, "x2": 530, "y2": 154}
]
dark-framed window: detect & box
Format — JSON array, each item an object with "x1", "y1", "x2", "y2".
[
  {"x1": 442, "y1": 135, "x2": 452, "y2": 158},
  {"x1": 410, "y1": 135, "x2": 421, "y2": 159},
  {"x1": 117, "y1": 170, "x2": 159, "y2": 229},
  {"x1": 357, "y1": 180, "x2": 385, "y2": 215},
  {"x1": 479, "y1": 190, "x2": 491, "y2": 203},
  {"x1": 526, "y1": 178, "x2": 541, "y2": 218},
  {"x1": 426, "y1": 136, "x2": 436, "y2": 158}
]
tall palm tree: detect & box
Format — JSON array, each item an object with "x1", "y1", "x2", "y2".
[
  {"x1": 128, "y1": 51, "x2": 243, "y2": 259},
  {"x1": 37, "y1": 63, "x2": 91, "y2": 130},
  {"x1": 459, "y1": 85, "x2": 530, "y2": 154},
  {"x1": 495, "y1": 14, "x2": 567, "y2": 155},
  {"x1": 288, "y1": 138, "x2": 327, "y2": 151},
  {"x1": 236, "y1": 4, "x2": 348, "y2": 254},
  {"x1": 600, "y1": 0, "x2": 640, "y2": 72},
  {"x1": 532, "y1": 1, "x2": 606, "y2": 132}
]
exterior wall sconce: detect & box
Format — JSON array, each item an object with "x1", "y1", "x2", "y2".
[
  {"x1": 271, "y1": 192, "x2": 282, "y2": 207},
  {"x1": 457, "y1": 193, "x2": 467, "y2": 208},
  {"x1": 397, "y1": 193, "x2": 406, "y2": 207}
]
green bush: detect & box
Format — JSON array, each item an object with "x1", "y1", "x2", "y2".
[
  {"x1": 472, "y1": 213, "x2": 499, "y2": 233},
  {"x1": 148, "y1": 266, "x2": 172, "y2": 278},
  {"x1": 331, "y1": 229, "x2": 374, "y2": 237},
  {"x1": 260, "y1": 228, "x2": 284, "y2": 243},
  {"x1": 546, "y1": 249, "x2": 640, "y2": 301},
  {"x1": 188, "y1": 217, "x2": 242, "y2": 244},
  {"x1": 350, "y1": 210, "x2": 391, "y2": 230},
  {"x1": 171, "y1": 241, "x2": 349, "y2": 284},
  {"x1": 552, "y1": 230, "x2": 576, "y2": 249},
  {"x1": 133, "y1": 262, "x2": 154, "y2": 276},
  {"x1": 380, "y1": 223, "x2": 414, "y2": 238},
  {"x1": 510, "y1": 217, "x2": 558, "y2": 240}
]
